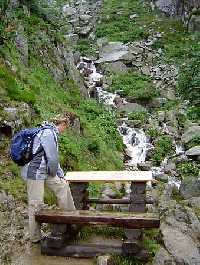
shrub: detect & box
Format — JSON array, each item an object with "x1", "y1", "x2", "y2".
[
  {"x1": 177, "y1": 161, "x2": 200, "y2": 177},
  {"x1": 128, "y1": 110, "x2": 148, "y2": 123},
  {"x1": 151, "y1": 136, "x2": 173, "y2": 165}
]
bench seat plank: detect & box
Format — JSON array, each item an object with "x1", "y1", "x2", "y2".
[
  {"x1": 65, "y1": 171, "x2": 152, "y2": 182},
  {"x1": 36, "y1": 209, "x2": 160, "y2": 229}
]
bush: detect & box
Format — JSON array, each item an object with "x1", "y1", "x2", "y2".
[{"x1": 128, "y1": 110, "x2": 148, "y2": 123}]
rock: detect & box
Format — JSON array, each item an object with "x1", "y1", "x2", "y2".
[
  {"x1": 96, "y1": 255, "x2": 113, "y2": 265},
  {"x1": 180, "y1": 177, "x2": 200, "y2": 199},
  {"x1": 188, "y1": 14, "x2": 200, "y2": 32},
  {"x1": 186, "y1": 146, "x2": 200, "y2": 157},
  {"x1": 15, "y1": 24, "x2": 28, "y2": 65},
  {"x1": 150, "y1": 97, "x2": 167, "y2": 108},
  {"x1": 181, "y1": 125, "x2": 200, "y2": 144},
  {"x1": 154, "y1": 0, "x2": 177, "y2": 16},
  {"x1": 163, "y1": 161, "x2": 176, "y2": 174},
  {"x1": 113, "y1": 96, "x2": 124, "y2": 107},
  {"x1": 101, "y1": 183, "x2": 118, "y2": 199},
  {"x1": 129, "y1": 14, "x2": 139, "y2": 20},
  {"x1": 62, "y1": 5, "x2": 76, "y2": 16},
  {"x1": 137, "y1": 162, "x2": 152, "y2": 171},
  {"x1": 80, "y1": 14, "x2": 92, "y2": 22},
  {"x1": 184, "y1": 197, "x2": 200, "y2": 208},
  {"x1": 157, "y1": 111, "x2": 165, "y2": 122},
  {"x1": 96, "y1": 42, "x2": 129, "y2": 63},
  {"x1": 161, "y1": 224, "x2": 200, "y2": 264},
  {"x1": 153, "y1": 247, "x2": 176, "y2": 265},
  {"x1": 141, "y1": 66, "x2": 151, "y2": 75},
  {"x1": 97, "y1": 38, "x2": 108, "y2": 49},
  {"x1": 155, "y1": 173, "x2": 169, "y2": 183},
  {"x1": 77, "y1": 25, "x2": 93, "y2": 36},
  {"x1": 118, "y1": 102, "x2": 146, "y2": 114},
  {"x1": 104, "y1": 61, "x2": 128, "y2": 74}
]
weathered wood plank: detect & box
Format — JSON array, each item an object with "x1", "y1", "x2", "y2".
[
  {"x1": 41, "y1": 241, "x2": 122, "y2": 257},
  {"x1": 65, "y1": 171, "x2": 152, "y2": 182},
  {"x1": 87, "y1": 198, "x2": 154, "y2": 204},
  {"x1": 36, "y1": 210, "x2": 160, "y2": 229}
]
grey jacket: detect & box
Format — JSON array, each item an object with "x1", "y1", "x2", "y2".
[{"x1": 21, "y1": 122, "x2": 64, "y2": 180}]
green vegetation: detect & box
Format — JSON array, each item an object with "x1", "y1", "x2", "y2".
[
  {"x1": 110, "y1": 72, "x2": 159, "y2": 102},
  {"x1": 146, "y1": 127, "x2": 160, "y2": 138},
  {"x1": 151, "y1": 136, "x2": 173, "y2": 165},
  {"x1": 128, "y1": 110, "x2": 148, "y2": 123},
  {"x1": 177, "y1": 161, "x2": 200, "y2": 178},
  {"x1": 0, "y1": 64, "x2": 36, "y2": 104},
  {"x1": 97, "y1": 0, "x2": 200, "y2": 122},
  {"x1": 76, "y1": 39, "x2": 96, "y2": 56},
  {"x1": 186, "y1": 136, "x2": 200, "y2": 149},
  {"x1": 178, "y1": 54, "x2": 200, "y2": 120}
]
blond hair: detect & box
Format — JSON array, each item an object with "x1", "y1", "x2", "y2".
[{"x1": 51, "y1": 112, "x2": 77, "y2": 126}]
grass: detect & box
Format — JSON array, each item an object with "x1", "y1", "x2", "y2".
[{"x1": 109, "y1": 72, "x2": 159, "y2": 102}]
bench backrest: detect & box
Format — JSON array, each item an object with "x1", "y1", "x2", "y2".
[{"x1": 65, "y1": 171, "x2": 152, "y2": 182}]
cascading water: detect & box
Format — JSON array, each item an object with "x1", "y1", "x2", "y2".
[
  {"x1": 118, "y1": 122, "x2": 151, "y2": 165},
  {"x1": 77, "y1": 57, "x2": 152, "y2": 168}
]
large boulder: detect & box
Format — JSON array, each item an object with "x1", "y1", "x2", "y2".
[
  {"x1": 181, "y1": 125, "x2": 200, "y2": 144},
  {"x1": 161, "y1": 224, "x2": 200, "y2": 264},
  {"x1": 180, "y1": 177, "x2": 200, "y2": 199},
  {"x1": 186, "y1": 146, "x2": 200, "y2": 157},
  {"x1": 188, "y1": 14, "x2": 200, "y2": 32},
  {"x1": 154, "y1": 0, "x2": 177, "y2": 16},
  {"x1": 153, "y1": 247, "x2": 176, "y2": 265},
  {"x1": 96, "y1": 42, "x2": 129, "y2": 63},
  {"x1": 118, "y1": 102, "x2": 147, "y2": 114}
]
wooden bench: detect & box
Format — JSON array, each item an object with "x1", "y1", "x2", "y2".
[{"x1": 36, "y1": 171, "x2": 160, "y2": 260}]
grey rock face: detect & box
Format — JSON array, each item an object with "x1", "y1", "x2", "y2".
[
  {"x1": 180, "y1": 177, "x2": 200, "y2": 199},
  {"x1": 184, "y1": 197, "x2": 200, "y2": 208},
  {"x1": 15, "y1": 24, "x2": 28, "y2": 65},
  {"x1": 188, "y1": 14, "x2": 200, "y2": 32},
  {"x1": 181, "y1": 125, "x2": 200, "y2": 144},
  {"x1": 186, "y1": 146, "x2": 200, "y2": 157},
  {"x1": 161, "y1": 224, "x2": 200, "y2": 264},
  {"x1": 118, "y1": 102, "x2": 147, "y2": 114},
  {"x1": 104, "y1": 61, "x2": 128, "y2": 74},
  {"x1": 153, "y1": 247, "x2": 176, "y2": 265}
]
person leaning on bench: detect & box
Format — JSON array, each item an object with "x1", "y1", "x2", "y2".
[{"x1": 20, "y1": 112, "x2": 77, "y2": 243}]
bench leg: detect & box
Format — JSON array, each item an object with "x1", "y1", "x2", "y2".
[
  {"x1": 70, "y1": 182, "x2": 89, "y2": 210},
  {"x1": 123, "y1": 182, "x2": 149, "y2": 261}
]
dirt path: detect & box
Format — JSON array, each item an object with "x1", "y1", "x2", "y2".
[{"x1": 11, "y1": 244, "x2": 94, "y2": 265}]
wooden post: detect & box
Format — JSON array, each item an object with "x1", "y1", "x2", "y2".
[
  {"x1": 123, "y1": 181, "x2": 148, "y2": 261},
  {"x1": 70, "y1": 182, "x2": 89, "y2": 210}
]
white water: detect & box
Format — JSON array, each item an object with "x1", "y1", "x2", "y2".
[{"x1": 118, "y1": 122, "x2": 151, "y2": 165}]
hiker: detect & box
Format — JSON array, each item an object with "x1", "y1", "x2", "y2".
[{"x1": 20, "y1": 112, "x2": 76, "y2": 243}]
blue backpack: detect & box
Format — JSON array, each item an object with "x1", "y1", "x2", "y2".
[{"x1": 10, "y1": 126, "x2": 48, "y2": 166}]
